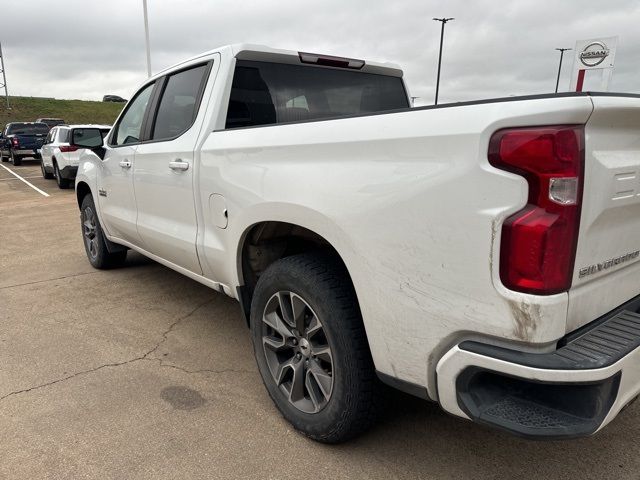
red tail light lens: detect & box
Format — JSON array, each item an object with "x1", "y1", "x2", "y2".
[
  {"x1": 489, "y1": 126, "x2": 584, "y2": 295},
  {"x1": 59, "y1": 145, "x2": 78, "y2": 153}
]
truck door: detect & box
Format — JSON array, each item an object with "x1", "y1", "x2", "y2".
[
  {"x1": 132, "y1": 60, "x2": 217, "y2": 275},
  {"x1": 98, "y1": 81, "x2": 156, "y2": 246}
]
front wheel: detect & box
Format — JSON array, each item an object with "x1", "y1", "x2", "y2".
[
  {"x1": 250, "y1": 253, "x2": 383, "y2": 443},
  {"x1": 80, "y1": 194, "x2": 127, "y2": 269}
]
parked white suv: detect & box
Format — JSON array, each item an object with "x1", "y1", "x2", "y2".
[{"x1": 41, "y1": 124, "x2": 110, "y2": 188}]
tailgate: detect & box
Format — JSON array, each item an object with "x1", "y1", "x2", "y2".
[
  {"x1": 17, "y1": 134, "x2": 46, "y2": 149},
  {"x1": 567, "y1": 95, "x2": 640, "y2": 332}
]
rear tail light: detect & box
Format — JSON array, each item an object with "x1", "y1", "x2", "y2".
[
  {"x1": 11, "y1": 137, "x2": 19, "y2": 147},
  {"x1": 59, "y1": 145, "x2": 78, "y2": 153},
  {"x1": 488, "y1": 126, "x2": 584, "y2": 295},
  {"x1": 298, "y1": 52, "x2": 365, "y2": 69}
]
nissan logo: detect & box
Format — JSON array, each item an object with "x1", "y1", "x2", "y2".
[{"x1": 580, "y1": 41, "x2": 610, "y2": 67}]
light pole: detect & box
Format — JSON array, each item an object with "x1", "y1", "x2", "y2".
[
  {"x1": 0, "y1": 42, "x2": 9, "y2": 109},
  {"x1": 142, "y1": 0, "x2": 152, "y2": 77},
  {"x1": 554, "y1": 47, "x2": 571, "y2": 93},
  {"x1": 433, "y1": 17, "x2": 454, "y2": 105}
]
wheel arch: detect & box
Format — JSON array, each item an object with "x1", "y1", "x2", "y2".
[
  {"x1": 76, "y1": 181, "x2": 91, "y2": 208},
  {"x1": 235, "y1": 220, "x2": 359, "y2": 327}
]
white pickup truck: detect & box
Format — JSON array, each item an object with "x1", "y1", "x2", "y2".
[{"x1": 73, "y1": 44, "x2": 640, "y2": 443}]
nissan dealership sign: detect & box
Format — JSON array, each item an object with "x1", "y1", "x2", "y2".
[
  {"x1": 570, "y1": 36, "x2": 618, "y2": 91},
  {"x1": 579, "y1": 41, "x2": 610, "y2": 67}
]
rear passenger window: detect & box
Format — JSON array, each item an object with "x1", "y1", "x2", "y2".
[
  {"x1": 45, "y1": 129, "x2": 56, "y2": 144},
  {"x1": 152, "y1": 64, "x2": 209, "y2": 140},
  {"x1": 225, "y1": 60, "x2": 409, "y2": 129},
  {"x1": 58, "y1": 129, "x2": 70, "y2": 143}
]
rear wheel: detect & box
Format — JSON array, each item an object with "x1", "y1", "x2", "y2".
[
  {"x1": 54, "y1": 161, "x2": 71, "y2": 188},
  {"x1": 10, "y1": 151, "x2": 21, "y2": 166},
  {"x1": 250, "y1": 253, "x2": 383, "y2": 443},
  {"x1": 41, "y1": 160, "x2": 53, "y2": 179},
  {"x1": 80, "y1": 194, "x2": 127, "y2": 269}
]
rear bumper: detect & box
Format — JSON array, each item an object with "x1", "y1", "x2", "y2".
[
  {"x1": 13, "y1": 149, "x2": 38, "y2": 156},
  {"x1": 436, "y1": 294, "x2": 640, "y2": 439}
]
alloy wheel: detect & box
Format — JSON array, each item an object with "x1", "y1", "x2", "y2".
[
  {"x1": 261, "y1": 291, "x2": 334, "y2": 414},
  {"x1": 82, "y1": 205, "x2": 98, "y2": 260}
]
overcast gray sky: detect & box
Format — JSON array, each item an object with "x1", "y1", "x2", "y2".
[{"x1": 1, "y1": 0, "x2": 638, "y2": 105}]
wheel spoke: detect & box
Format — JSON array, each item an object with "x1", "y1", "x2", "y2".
[
  {"x1": 305, "y1": 371, "x2": 324, "y2": 411},
  {"x1": 262, "y1": 311, "x2": 294, "y2": 340},
  {"x1": 308, "y1": 362, "x2": 332, "y2": 399},
  {"x1": 263, "y1": 335, "x2": 286, "y2": 352},
  {"x1": 307, "y1": 362, "x2": 333, "y2": 402},
  {"x1": 306, "y1": 315, "x2": 322, "y2": 339},
  {"x1": 276, "y1": 292, "x2": 295, "y2": 327},
  {"x1": 274, "y1": 358, "x2": 295, "y2": 386},
  {"x1": 83, "y1": 219, "x2": 95, "y2": 237},
  {"x1": 291, "y1": 294, "x2": 308, "y2": 334},
  {"x1": 288, "y1": 360, "x2": 305, "y2": 403},
  {"x1": 311, "y1": 344, "x2": 332, "y2": 363}
]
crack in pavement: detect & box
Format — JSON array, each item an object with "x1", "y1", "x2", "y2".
[
  {"x1": 0, "y1": 298, "x2": 215, "y2": 402},
  {"x1": 0, "y1": 271, "x2": 101, "y2": 291},
  {"x1": 142, "y1": 358, "x2": 253, "y2": 376}
]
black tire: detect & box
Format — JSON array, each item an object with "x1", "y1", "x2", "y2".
[
  {"x1": 10, "y1": 151, "x2": 21, "y2": 166},
  {"x1": 250, "y1": 253, "x2": 383, "y2": 443},
  {"x1": 80, "y1": 194, "x2": 127, "y2": 269},
  {"x1": 53, "y1": 161, "x2": 71, "y2": 189},
  {"x1": 41, "y1": 160, "x2": 53, "y2": 179}
]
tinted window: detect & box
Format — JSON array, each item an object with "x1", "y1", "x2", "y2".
[
  {"x1": 73, "y1": 128, "x2": 103, "y2": 148},
  {"x1": 45, "y1": 128, "x2": 56, "y2": 144},
  {"x1": 58, "y1": 128, "x2": 70, "y2": 143},
  {"x1": 113, "y1": 82, "x2": 155, "y2": 146},
  {"x1": 152, "y1": 64, "x2": 208, "y2": 140},
  {"x1": 225, "y1": 60, "x2": 409, "y2": 129},
  {"x1": 7, "y1": 123, "x2": 49, "y2": 135}
]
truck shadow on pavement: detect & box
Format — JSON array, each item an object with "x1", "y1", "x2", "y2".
[{"x1": 340, "y1": 387, "x2": 636, "y2": 479}]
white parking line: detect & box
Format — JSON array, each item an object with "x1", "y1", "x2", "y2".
[
  {"x1": 0, "y1": 164, "x2": 50, "y2": 197},
  {"x1": 0, "y1": 175, "x2": 42, "y2": 181}
]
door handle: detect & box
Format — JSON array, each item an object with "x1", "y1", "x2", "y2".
[
  {"x1": 119, "y1": 159, "x2": 132, "y2": 169},
  {"x1": 169, "y1": 159, "x2": 189, "y2": 171}
]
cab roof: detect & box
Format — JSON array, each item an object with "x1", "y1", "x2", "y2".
[{"x1": 156, "y1": 43, "x2": 404, "y2": 78}]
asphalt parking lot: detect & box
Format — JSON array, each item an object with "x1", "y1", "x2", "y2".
[{"x1": 1, "y1": 159, "x2": 640, "y2": 479}]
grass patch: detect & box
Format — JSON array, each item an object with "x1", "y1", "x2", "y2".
[{"x1": 1, "y1": 96, "x2": 124, "y2": 128}]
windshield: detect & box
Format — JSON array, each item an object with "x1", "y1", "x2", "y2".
[{"x1": 7, "y1": 123, "x2": 49, "y2": 135}]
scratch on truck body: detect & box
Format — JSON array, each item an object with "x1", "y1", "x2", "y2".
[{"x1": 508, "y1": 300, "x2": 541, "y2": 341}]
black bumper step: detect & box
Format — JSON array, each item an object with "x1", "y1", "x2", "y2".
[
  {"x1": 454, "y1": 293, "x2": 640, "y2": 439},
  {"x1": 459, "y1": 293, "x2": 640, "y2": 370}
]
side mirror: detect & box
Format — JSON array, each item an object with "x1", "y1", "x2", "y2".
[{"x1": 71, "y1": 128, "x2": 104, "y2": 148}]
